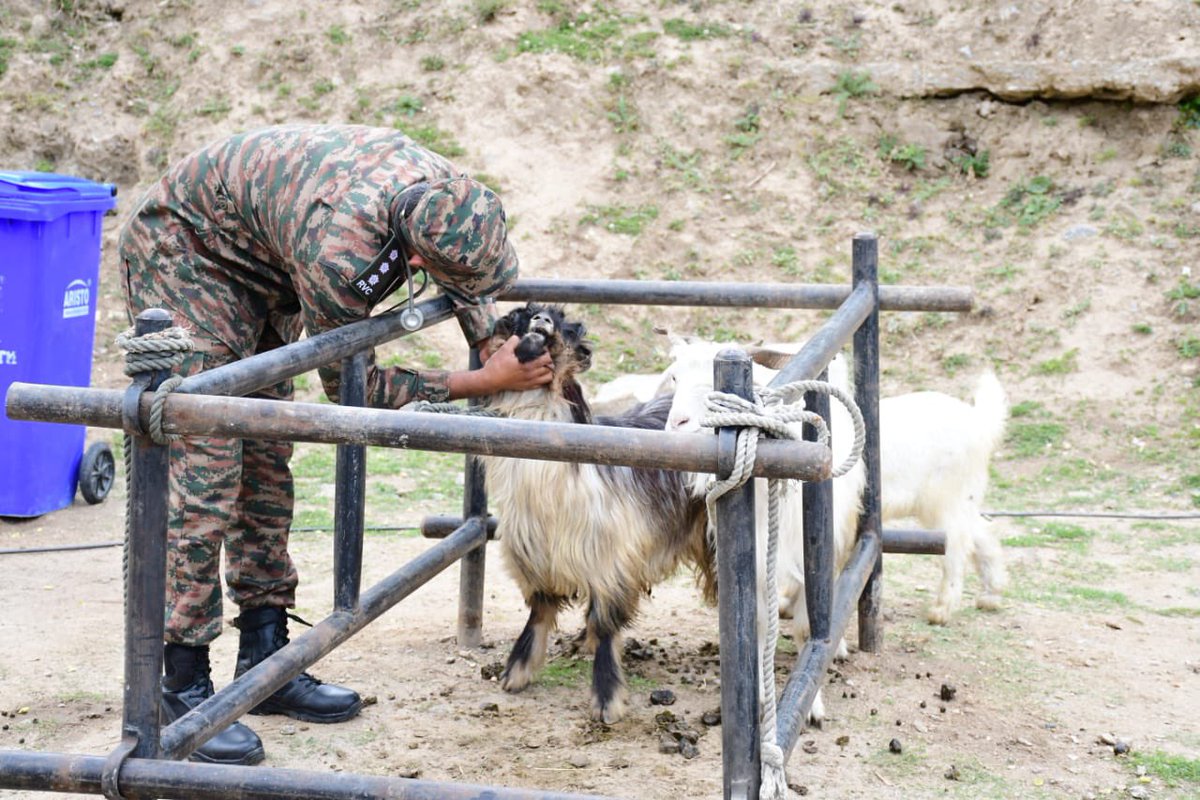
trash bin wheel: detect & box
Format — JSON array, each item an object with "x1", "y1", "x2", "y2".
[{"x1": 78, "y1": 442, "x2": 116, "y2": 505}]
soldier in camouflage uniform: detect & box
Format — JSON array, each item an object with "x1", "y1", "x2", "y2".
[{"x1": 119, "y1": 124, "x2": 552, "y2": 766}]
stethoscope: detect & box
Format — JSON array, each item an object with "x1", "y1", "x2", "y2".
[{"x1": 399, "y1": 259, "x2": 425, "y2": 331}]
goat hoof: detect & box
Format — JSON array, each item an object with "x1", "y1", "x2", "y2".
[
  {"x1": 591, "y1": 695, "x2": 626, "y2": 725},
  {"x1": 499, "y1": 666, "x2": 533, "y2": 694},
  {"x1": 925, "y1": 606, "x2": 951, "y2": 626},
  {"x1": 808, "y1": 691, "x2": 825, "y2": 727},
  {"x1": 976, "y1": 594, "x2": 1003, "y2": 612}
]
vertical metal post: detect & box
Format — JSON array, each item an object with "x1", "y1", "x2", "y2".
[
  {"x1": 852, "y1": 232, "x2": 884, "y2": 653},
  {"x1": 802, "y1": 369, "x2": 834, "y2": 644},
  {"x1": 457, "y1": 347, "x2": 487, "y2": 648},
  {"x1": 334, "y1": 351, "x2": 368, "y2": 612},
  {"x1": 713, "y1": 350, "x2": 760, "y2": 800},
  {"x1": 123, "y1": 308, "x2": 173, "y2": 759}
]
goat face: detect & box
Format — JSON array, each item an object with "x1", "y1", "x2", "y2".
[{"x1": 489, "y1": 303, "x2": 593, "y2": 384}]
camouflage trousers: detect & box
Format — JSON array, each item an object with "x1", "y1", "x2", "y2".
[{"x1": 123, "y1": 265, "x2": 300, "y2": 647}]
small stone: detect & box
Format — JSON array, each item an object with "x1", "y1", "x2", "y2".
[
  {"x1": 889, "y1": 738, "x2": 903, "y2": 754},
  {"x1": 701, "y1": 708, "x2": 722, "y2": 727},
  {"x1": 939, "y1": 683, "x2": 957, "y2": 702},
  {"x1": 650, "y1": 689, "x2": 676, "y2": 706},
  {"x1": 680, "y1": 740, "x2": 700, "y2": 759},
  {"x1": 787, "y1": 782, "x2": 809, "y2": 796},
  {"x1": 1128, "y1": 787, "x2": 1149, "y2": 799},
  {"x1": 945, "y1": 765, "x2": 961, "y2": 781},
  {"x1": 1063, "y1": 224, "x2": 1099, "y2": 241},
  {"x1": 361, "y1": 695, "x2": 378, "y2": 707},
  {"x1": 479, "y1": 702, "x2": 499, "y2": 714},
  {"x1": 396, "y1": 767, "x2": 419, "y2": 779},
  {"x1": 835, "y1": 735, "x2": 850, "y2": 747},
  {"x1": 802, "y1": 740, "x2": 818, "y2": 755},
  {"x1": 1113, "y1": 740, "x2": 1131, "y2": 756},
  {"x1": 280, "y1": 725, "x2": 297, "y2": 736},
  {"x1": 658, "y1": 734, "x2": 681, "y2": 754},
  {"x1": 568, "y1": 753, "x2": 590, "y2": 768}
]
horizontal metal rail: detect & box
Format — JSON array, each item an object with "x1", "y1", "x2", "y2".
[
  {"x1": 882, "y1": 528, "x2": 946, "y2": 555},
  {"x1": 178, "y1": 295, "x2": 456, "y2": 399},
  {"x1": 421, "y1": 516, "x2": 945, "y2": 555},
  {"x1": 163, "y1": 279, "x2": 970, "y2": 401},
  {"x1": 0, "y1": 750, "x2": 614, "y2": 800},
  {"x1": 5, "y1": 385, "x2": 831, "y2": 482},
  {"x1": 504, "y1": 278, "x2": 972, "y2": 312},
  {"x1": 161, "y1": 520, "x2": 486, "y2": 760}
]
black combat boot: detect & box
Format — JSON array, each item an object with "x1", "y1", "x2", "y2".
[
  {"x1": 233, "y1": 606, "x2": 362, "y2": 723},
  {"x1": 161, "y1": 643, "x2": 265, "y2": 765}
]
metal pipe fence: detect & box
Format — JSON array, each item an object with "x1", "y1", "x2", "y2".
[{"x1": 0, "y1": 233, "x2": 968, "y2": 800}]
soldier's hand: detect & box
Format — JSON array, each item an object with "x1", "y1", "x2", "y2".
[{"x1": 479, "y1": 336, "x2": 553, "y2": 392}]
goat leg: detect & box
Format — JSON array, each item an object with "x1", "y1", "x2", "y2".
[
  {"x1": 586, "y1": 598, "x2": 634, "y2": 724},
  {"x1": 501, "y1": 592, "x2": 562, "y2": 693}
]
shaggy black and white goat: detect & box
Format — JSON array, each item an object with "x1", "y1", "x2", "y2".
[{"x1": 479, "y1": 303, "x2": 714, "y2": 723}]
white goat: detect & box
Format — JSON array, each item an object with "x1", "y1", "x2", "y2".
[
  {"x1": 662, "y1": 336, "x2": 1009, "y2": 627},
  {"x1": 659, "y1": 338, "x2": 865, "y2": 725}
]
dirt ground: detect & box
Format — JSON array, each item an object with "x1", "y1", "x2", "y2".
[{"x1": 2, "y1": 1, "x2": 1200, "y2": 798}]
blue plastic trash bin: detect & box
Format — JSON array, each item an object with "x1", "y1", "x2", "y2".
[{"x1": 0, "y1": 171, "x2": 118, "y2": 517}]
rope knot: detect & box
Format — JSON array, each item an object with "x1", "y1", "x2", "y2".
[{"x1": 115, "y1": 326, "x2": 194, "y2": 445}]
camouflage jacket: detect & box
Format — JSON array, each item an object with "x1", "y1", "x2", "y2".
[{"x1": 120, "y1": 124, "x2": 517, "y2": 406}]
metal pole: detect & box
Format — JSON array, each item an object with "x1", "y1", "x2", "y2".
[
  {"x1": 120, "y1": 308, "x2": 174, "y2": 761},
  {"x1": 0, "y1": 750, "x2": 617, "y2": 800},
  {"x1": 503, "y1": 278, "x2": 972, "y2": 312},
  {"x1": 457, "y1": 348, "x2": 488, "y2": 649},
  {"x1": 802, "y1": 370, "x2": 834, "y2": 645},
  {"x1": 768, "y1": 283, "x2": 873, "y2": 390},
  {"x1": 5, "y1": 385, "x2": 831, "y2": 482},
  {"x1": 852, "y1": 232, "x2": 885, "y2": 653},
  {"x1": 713, "y1": 349, "x2": 760, "y2": 800},
  {"x1": 333, "y1": 351, "x2": 368, "y2": 612}
]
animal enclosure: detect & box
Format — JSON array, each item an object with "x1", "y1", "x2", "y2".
[{"x1": 0, "y1": 233, "x2": 973, "y2": 800}]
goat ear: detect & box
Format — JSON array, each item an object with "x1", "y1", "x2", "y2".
[{"x1": 745, "y1": 346, "x2": 795, "y2": 370}]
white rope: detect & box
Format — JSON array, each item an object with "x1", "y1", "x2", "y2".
[{"x1": 700, "y1": 377, "x2": 864, "y2": 799}]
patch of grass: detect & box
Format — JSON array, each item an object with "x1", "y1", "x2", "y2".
[
  {"x1": 1066, "y1": 585, "x2": 1130, "y2": 606},
  {"x1": 724, "y1": 105, "x2": 761, "y2": 156},
  {"x1": 877, "y1": 135, "x2": 926, "y2": 171},
  {"x1": 1133, "y1": 751, "x2": 1200, "y2": 786},
  {"x1": 538, "y1": 657, "x2": 589, "y2": 688},
  {"x1": 327, "y1": 25, "x2": 350, "y2": 45},
  {"x1": 1166, "y1": 277, "x2": 1200, "y2": 317},
  {"x1": 662, "y1": 18, "x2": 732, "y2": 40},
  {"x1": 292, "y1": 447, "x2": 337, "y2": 479},
  {"x1": 1033, "y1": 348, "x2": 1078, "y2": 375},
  {"x1": 952, "y1": 149, "x2": 990, "y2": 178},
  {"x1": 1003, "y1": 521, "x2": 1094, "y2": 552},
  {"x1": 580, "y1": 203, "x2": 659, "y2": 236},
  {"x1": 1177, "y1": 333, "x2": 1200, "y2": 359},
  {"x1": 993, "y1": 175, "x2": 1062, "y2": 228},
  {"x1": 1006, "y1": 421, "x2": 1064, "y2": 458},
  {"x1": 197, "y1": 95, "x2": 231, "y2": 118},
  {"x1": 941, "y1": 353, "x2": 971, "y2": 375},
  {"x1": 516, "y1": 8, "x2": 651, "y2": 63},
  {"x1": 420, "y1": 55, "x2": 445, "y2": 71},
  {"x1": 1179, "y1": 95, "x2": 1200, "y2": 129},
  {"x1": 606, "y1": 94, "x2": 638, "y2": 133},
  {"x1": 394, "y1": 123, "x2": 464, "y2": 158},
  {"x1": 0, "y1": 37, "x2": 16, "y2": 78},
  {"x1": 831, "y1": 70, "x2": 876, "y2": 116}
]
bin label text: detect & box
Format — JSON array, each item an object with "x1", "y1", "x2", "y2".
[
  {"x1": 62, "y1": 279, "x2": 91, "y2": 319},
  {"x1": 0, "y1": 349, "x2": 16, "y2": 366}
]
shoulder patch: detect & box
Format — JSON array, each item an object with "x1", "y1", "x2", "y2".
[{"x1": 349, "y1": 232, "x2": 407, "y2": 306}]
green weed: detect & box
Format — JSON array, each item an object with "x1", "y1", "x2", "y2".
[
  {"x1": 1002, "y1": 522, "x2": 1094, "y2": 552},
  {"x1": 475, "y1": 0, "x2": 509, "y2": 23},
  {"x1": 1006, "y1": 421, "x2": 1064, "y2": 457},
  {"x1": 994, "y1": 176, "x2": 1062, "y2": 228},
  {"x1": 580, "y1": 203, "x2": 659, "y2": 236},
  {"x1": 420, "y1": 55, "x2": 444, "y2": 71},
  {"x1": 877, "y1": 135, "x2": 926, "y2": 171},
  {"x1": 952, "y1": 149, "x2": 990, "y2": 178},
  {"x1": 0, "y1": 37, "x2": 16, "y2": 78},
  {"x1": 1178, "y1": 334, "x2": 1200, "y2": 359},
  {"x1": 607, "y1": 94, "x2": 638, "y2": 133},
  {"x1": 327, "y1": 25, "x2": 350, "y2": 45},
  {"x1": 1130, "y1": 749, "x2": 1200, "y2": 786},
  {"x1": 1178, "y1": 95, "x2": 1200, "y2": 129},
  {"x1": 395, "y1": 123, "x2": 464, "y2": 157},
  {"x1": 663, "y1": 18, "x2": 732, "y2": 40},
  {"x1": 538, "y1": 657, "x2": 589, "y2": 688},
  {"x1": 831, "y1": 70, "x2": 876, "y2": 116},
  {"x1": 1033, "y1": 349, "x2": 1078, "y2": 375}
]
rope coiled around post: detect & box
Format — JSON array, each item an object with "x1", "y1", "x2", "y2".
[
  {"x1": 114, "y1": 326, "x2": 193, "y2": 445},
  {"x1": 700, "y1": 377, "x2": 864, "y2": 799}
]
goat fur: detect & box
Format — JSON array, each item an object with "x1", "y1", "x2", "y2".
[
  {"x1": 479, "y1": 304, "x2": 713, "y2": 724},
  {"x1": 661, "y1": 335, "x2": 1009, "y2": 628}
]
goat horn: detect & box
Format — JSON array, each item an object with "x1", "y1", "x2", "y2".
[{"x1": 745, "y1": 345, "x2": 795, "y2": 370}]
